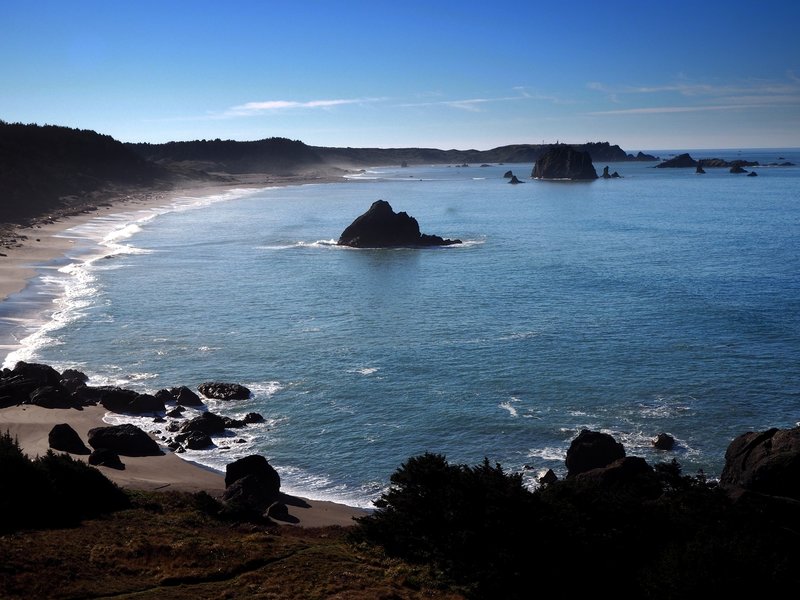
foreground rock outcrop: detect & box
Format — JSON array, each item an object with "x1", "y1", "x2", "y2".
[
  {"x1": 719, "y1": 425, "x2": 800, "y2": 500},
  {"x1": 531, "y1": 145, "x2": 598, "y2": 180},
  {"x1": 336, "y1": 200, "x2": 461, "y2": 248}
]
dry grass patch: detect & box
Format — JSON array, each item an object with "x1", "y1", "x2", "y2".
[{"x1": 0, "y1": 490, "x2": 464, "y2": 600}]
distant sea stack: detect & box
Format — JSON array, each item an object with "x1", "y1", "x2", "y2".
[
  {"x1": 336, "y1": 200, "x2": 461, "y2": 248},
  {"x1": 531, "y1": 145, "x2": 598, "y2": 180},
  {"x1": 656, "y1": 153, "x2": 698, "y2": 168}
]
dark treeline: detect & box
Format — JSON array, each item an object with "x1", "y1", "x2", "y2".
[
  {"x1": 1, "y1": 120, "x2": 656, "y2": 226},
  {"x1": 128, "y1": 137, "x2": 326, "y2": 175},
  {"x1": 311, "y1": 140, "x2": 657, "y2": 167},
  {"x1": 0, "y1": 121, "x2": 170, "y2": 224}
]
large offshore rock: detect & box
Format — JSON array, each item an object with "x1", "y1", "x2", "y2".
[
  {"x1": 337, "y1": 200, "x2": 461, "y2": 248},
  {"x1": 531, "y1": 145, "x2": 598, "y2": 180}
]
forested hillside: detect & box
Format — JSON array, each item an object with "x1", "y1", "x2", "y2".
[
  {"x1": 128, "y1": 137, "x2": 326, "y2": 175},
  {"x1": 1, "y1": 119, "x2": 654, "y2": 226},
  {"x1": 0, "y1": 121, "x2": 175, "y2": 224}
]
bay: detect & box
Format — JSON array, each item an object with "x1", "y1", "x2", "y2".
[{"x1": 6, "y1": 150, "x2": 799, "y2": 508}]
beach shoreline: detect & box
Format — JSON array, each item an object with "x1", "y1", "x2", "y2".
[{"x1": 0, "y1": 172, "x2": 372, "y2": 528}]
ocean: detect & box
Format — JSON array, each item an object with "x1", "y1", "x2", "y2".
[{"x1": 3, "y1": 149, "x2": 799, "y2": 508}]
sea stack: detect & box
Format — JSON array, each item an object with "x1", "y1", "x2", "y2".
[
  {"x1": 337, "y1": 200, "x2": 461, "y2": 248},
  {"x1": 531, "y1": 145, "x2": 598, "y2": 180}
]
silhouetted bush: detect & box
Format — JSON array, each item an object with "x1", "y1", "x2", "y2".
[
  {"x1": 0, "y1": 430, "x2": 129, "y2": 533},
  {"x1": 354, "y1": 453, "x2": 800, "y2": 599}
]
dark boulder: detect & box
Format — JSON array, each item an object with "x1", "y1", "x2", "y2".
[
  {"x1": 221, "y1": 474, "x2": 276, "y2": 517},
  {"x1": 165, "y1": 406, "x2": 184, "y2": 418},
  {"x1": 531, "y1": 145, "x2": 598, "y2": 180},
  {"x1": 0, "y1": 377, "x2": 41, "y2": 408},
  {"x1": 59, "y1": 369, "x2": 88, "y2": 393},
  {"x1": 503, "y1": 170, "x2": 513, "y2": 178},
  {"x1": 97, "y1": 387, "x2": 165, "y2": 414},
  {"x1": 88, "y1": 447, "x2": 125, "y2": 469},
  {"x1": 223, "y1": 416, "x2": 247, "y2": 429},
  {"x1": 696, "y1": 164, "x2": 706, "y2": 174},
  {"x1": 71, "y1": 385, "x2": 106, "y2": 405},
  {"x1": 198, "y1": 382, "x2": 251, "y2": 400},
  {"x1": 653, "y1": 432, "x2": 675, "y2": 451},
  {"x1": 225, "y1": 454, "x2": 281, "y2": 494},
  {"x1": 130, "y1": 393, "x2": 166, "y2": 413},
  {"x1": 28, "y1": 385, "x2": 75, "y2": 409},
  {"x1": 244, "y1": 412, "x2": 265, "y2": 424},
  {"x1": 180, "y1": 411, "x2": 227, "y2": 435},
  {"x1": 175, "y1": 430, "x2": 213, "y2": 450},
  {"x1": 60, "y1": 368, "x2": 88, "y2": 384},
  {"x1": 336, "y1": 200, "x2": 461, "y2": 248},
  {"x1": 655, "y1": 153, "x2": 697, "y2": 168},
  {"x1": 154, "y1": 389, "x2": 174, "y2": 404},
  {"x1": 720, "y1": 426, "x2": 800, "y2": 501},
  {"x1": 747, "y1": 170, "x2": 758, "y2": 177},
  {"x1": 11, "y1": 361, "x2": 62, "y2": 387},
  {"x1": 565, "y1": 429, "x2": 625, "y2": 477},
  {"x1": 730, "y1": 165, "x2": 748, "y2": 174},
  {"x1": 87, "y1": 423, "x2": 163, "y2": 456},
  {"x1": 222, "y1": 455, "x2": 282, "y2": 518},
  {"x1": 508, "y1": 175, "x2": 524, "y2": 184},
  {"x1": 48, "y1": 423, "x2": 89, "y2": 454},
  {"x1": 170, "y1": 386, "x2": 204, "y2": 406}
]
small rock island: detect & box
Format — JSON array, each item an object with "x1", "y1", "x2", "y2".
[
  {"x1": 336, "y1": 199, "x2": 461, "y2": 248},
  {"x1": 531, "y1": 145, "x2": 598, "y2": 180}
]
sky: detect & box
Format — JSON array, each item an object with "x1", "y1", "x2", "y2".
[{"x1": 2, "y1": 0, "x2": 799, "y2": 152}]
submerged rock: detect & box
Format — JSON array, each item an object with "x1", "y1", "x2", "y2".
[{"x1": 336, "y1": 199, "x2": 461, "y2": 248}]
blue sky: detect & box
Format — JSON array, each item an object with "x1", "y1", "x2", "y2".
[{"x1": 2, "y1": 0, "x2": 798, "y2": 151}]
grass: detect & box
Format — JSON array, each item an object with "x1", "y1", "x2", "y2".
[{"x1": 0, "y1": 490, "x2": 465, "y2": 600}]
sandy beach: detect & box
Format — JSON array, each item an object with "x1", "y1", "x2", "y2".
[{"x1": 0, "y1": 175, "x2": 371, "y2": 528}]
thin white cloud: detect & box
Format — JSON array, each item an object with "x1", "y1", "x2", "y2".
[
  {"x1": 397, "y1": 89, "x2": 551, "y2": 111},
  {"x1": 586, "y1": 76, "x2": 800, "y2": 117},
  {"x1": 588, "y1": 77, "x2": 800, "y2": 101},
  {"x1": 224, "y1": 97, "x2": 381, "y2": 117},
  {"x1": 588, "y1": 105, "x2": 756, "y2": 116}
]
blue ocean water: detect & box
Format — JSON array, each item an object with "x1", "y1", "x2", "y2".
[{"x1": 4, "y1": 149, "x2": 799, "y2": 508}]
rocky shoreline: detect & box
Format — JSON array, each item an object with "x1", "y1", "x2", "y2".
[
  {"x1": 0, "y1": 360, "x2": 370, "y2": 527},
  {"x1": 4, "y1": 359, "x2": 800, "y2": 508}
]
